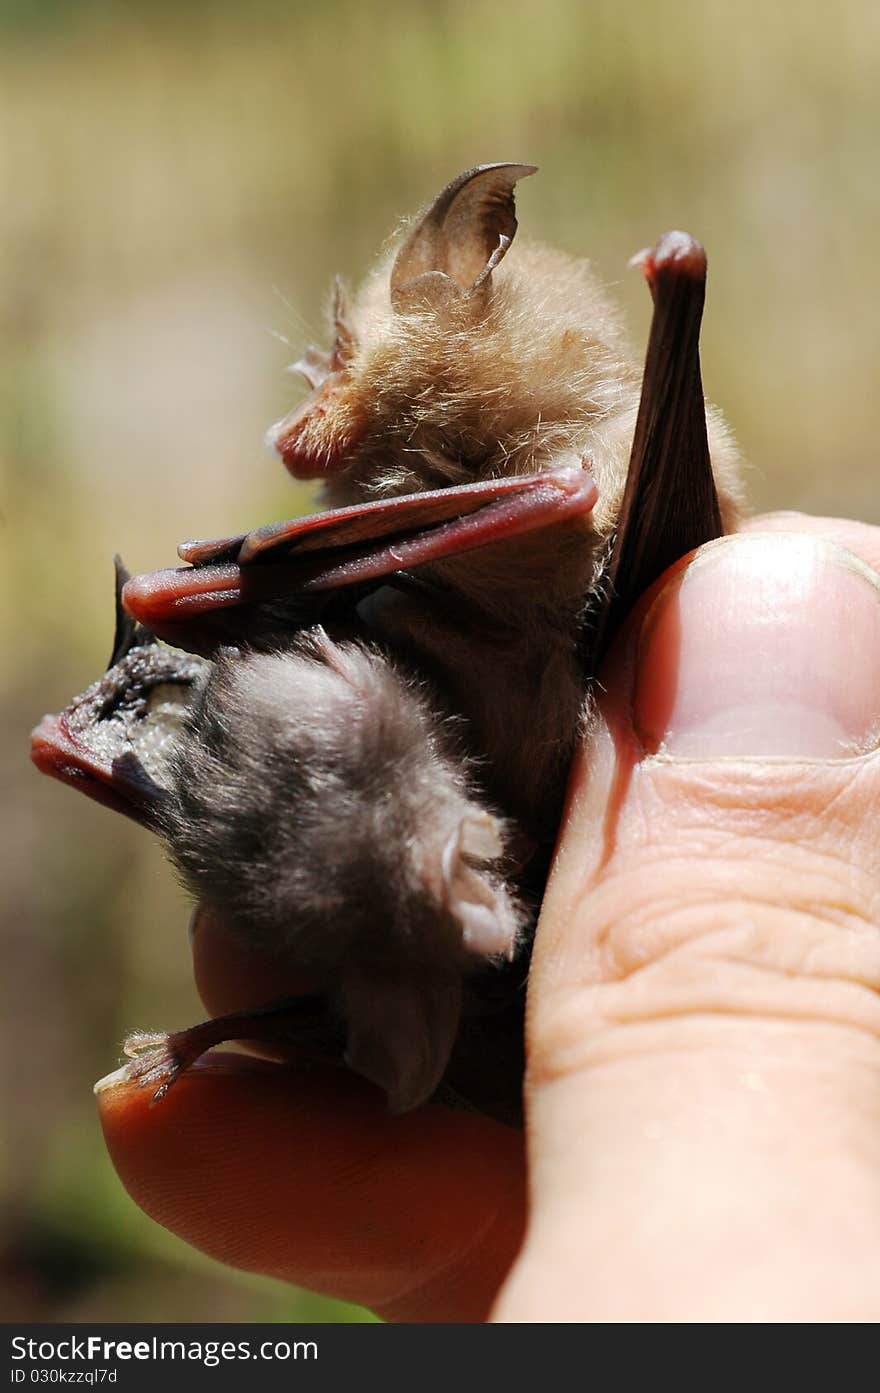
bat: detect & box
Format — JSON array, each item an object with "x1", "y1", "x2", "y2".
[{"x1": 31, "y1": 166, "x2": 743, "y2": 1125}]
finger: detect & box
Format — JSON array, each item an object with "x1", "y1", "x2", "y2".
[
  {"x1": 190, "y1": 905, "x2": 322, "y2": 1026},
  {"x1": 97, "y1": 1058, "x2": 525, "y2": 1323},
  {"x1": 497, "y1": 528, "x2": 880, "y2": 1321},
  {"x1": 739, "y1": 510, "x2": 880, "y2": 574}
]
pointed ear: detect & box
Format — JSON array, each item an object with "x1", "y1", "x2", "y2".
[
  {"x1": 109, "y1": 553, "x2": 156, "y2": 668},
  {"x1": 390, "y1": 163, "x2": 537, "y2": 311}
]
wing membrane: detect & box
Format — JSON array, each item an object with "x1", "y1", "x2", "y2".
[{"x1": 125, "y1": 467, "x2": 598, "y2": 648}]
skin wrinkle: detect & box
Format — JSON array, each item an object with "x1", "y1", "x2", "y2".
[
  {"x1": 598, "y1": 812, "x2": 826, "y2": 867},
  {"x1": 528, "y1": 892, "x2": 880, "y2": 1086},
  {"x1": 810, "y1": 763, "x2": 879, "y2": 831},
  {"x1": 524, "y1": 1020, "x2": 880, "y2": 1107},
  {"x1": 599, "y1": 839, "x2": 876, "y2": 921},
  {"x1": 608, "y1": 942, "x2": 880, "y2": 1023},
  {"x1": 707, "y1": 945, "x2": 878, "y2": 985},
  {"x1": 558, "y1": 751, "x2": 880, "y2": 961},
  {"x1": 588, "y1": 763, "x2": 848, "y2": 862},
  {"x1": 635, "y1": 763, "x2": 863, "y2": 831},
  {"x1": 527, "y1": 984, "x2": 880, "y2": 1090},
  {"x1": 595, "y1": 892, "x2": 878, "y2": 982},
  {"x1": 560, "y1": 847, "x2": 878, "y2": 977},
  {"x1": 598, "y1": 894, "x2": 877, "y2": 985}
]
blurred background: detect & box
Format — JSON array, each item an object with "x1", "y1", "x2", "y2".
[{"x1": 2, "y1": 0, "x2": 879, "y2": 1322}]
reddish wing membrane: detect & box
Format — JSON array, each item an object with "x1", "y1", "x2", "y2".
[
  {"x1": 590, "y1": 230, "x2": 724, "y2": 667},
  {"x1": 123, "y1": 466, "x2": 598, "y2": 649},
  {"x1": 177, "y1": 469, "x2": 565, "y2": 567}
]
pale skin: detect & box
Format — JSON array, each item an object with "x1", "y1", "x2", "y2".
[{"x1": 96, "y1": 513, "x2": 880, "y2": 1322}]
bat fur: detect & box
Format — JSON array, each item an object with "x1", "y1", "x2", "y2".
[{"x1": 35, "y1": 166, "x2": 745, "y2": 1119}]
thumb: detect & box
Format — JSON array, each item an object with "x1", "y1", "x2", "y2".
[{"x1": 497, "y1": 527, "x2": 880, "y2": 1321}]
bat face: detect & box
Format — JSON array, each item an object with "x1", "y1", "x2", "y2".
[
  {"x1": 268, "y1": 164, "x2": 742, "y2": 629},
  {"x1": 31, "y1": 167, "x2": 744, "y2": 1123},
  {"x1": 271, "y1": 166, "x2": 640, "y2": 519},
  {"x1": 275, "y1": 252, "x2": 633, "y2": 504}
]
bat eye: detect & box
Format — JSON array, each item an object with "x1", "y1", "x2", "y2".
[{"x1": 434, "y1": 439, "x2": 492, "y2": 480}]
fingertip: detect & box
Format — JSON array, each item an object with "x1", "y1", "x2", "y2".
[
  {"x1": 629, "y1": 533, "x2": 880, "y2": 760},
  {"x1": 190, "y1": 907, "x2": 322, "y2": 1016},
  {"x1": 96, "y1": 1058, "x2": 525, "y2": 1321}
]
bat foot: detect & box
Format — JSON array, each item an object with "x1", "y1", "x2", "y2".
[
  {"x1": 116, "y1": 995, "x2": 344, "y2": 1103},
  {"x1": 122, "y1": 1029, "x2": 202, "y2": 1102}
]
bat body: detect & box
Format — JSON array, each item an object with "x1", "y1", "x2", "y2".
[
  {"x1": 268, "y1": 168, "x2": 740, "y2": 855},
  {"x1": 32, "y1": 167, "x2": 743, "y2": 1122}
]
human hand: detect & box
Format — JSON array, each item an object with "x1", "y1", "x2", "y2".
[{"x1": 97, "y1": 514, "x2": 880, "y2": 1321}]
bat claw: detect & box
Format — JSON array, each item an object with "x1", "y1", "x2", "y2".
[
  {"x1": 123, "y1": 1030, "x2": 167, "y2": 1059},
  {"x1": 121, "y1": 1029, "x2": 198, "y2": 1101},
  {"x1": 115, "y1": 998, "x2": 342, "y2": 1104}
]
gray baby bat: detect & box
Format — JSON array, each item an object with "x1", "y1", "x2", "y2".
[{"x1": 32, "y1": 165, "x2": 743, "y2": 1124}]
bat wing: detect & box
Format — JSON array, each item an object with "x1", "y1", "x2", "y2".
[
  {"x1": 590, "y1": 230, "x2": 725, "y2": 666},
  {"x1": 121, "y1": 466, "x2": 599, "y2": 652},
  {"x1": 31, "y1": 471, "x2": 598, "y2": 816}
]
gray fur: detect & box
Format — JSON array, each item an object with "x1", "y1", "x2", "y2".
[{"x1": 158, "y1": 631, "x2": 524, "y2": 1110}]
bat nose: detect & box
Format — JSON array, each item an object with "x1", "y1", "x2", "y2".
[{"x1": 267, "y1": 381, "x2": 353, "y2": 480}]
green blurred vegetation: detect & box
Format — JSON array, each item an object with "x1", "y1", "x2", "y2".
[{"x1": 2, "y1": 0, "x2": 879, "y2": 1323}]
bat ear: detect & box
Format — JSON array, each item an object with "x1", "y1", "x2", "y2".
[
  {"x1": 390, "y1": 163, "x2": 537, "y2": 312},
  {"x1": 108, "y1": 553, "x2": 155, "y2": 668}
]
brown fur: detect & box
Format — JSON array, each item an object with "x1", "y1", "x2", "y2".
[{"x1": 269, "y1": 198, "x2": 743, "y2": 845}]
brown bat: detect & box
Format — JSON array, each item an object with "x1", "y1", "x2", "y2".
[{"x1": 31, "y1": 166, "x2": 743, "y2": 1124}]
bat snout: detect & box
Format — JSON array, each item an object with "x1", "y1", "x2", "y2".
[{"x1": 267, "y1": 376, "x2": 357, "y2": 480}]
